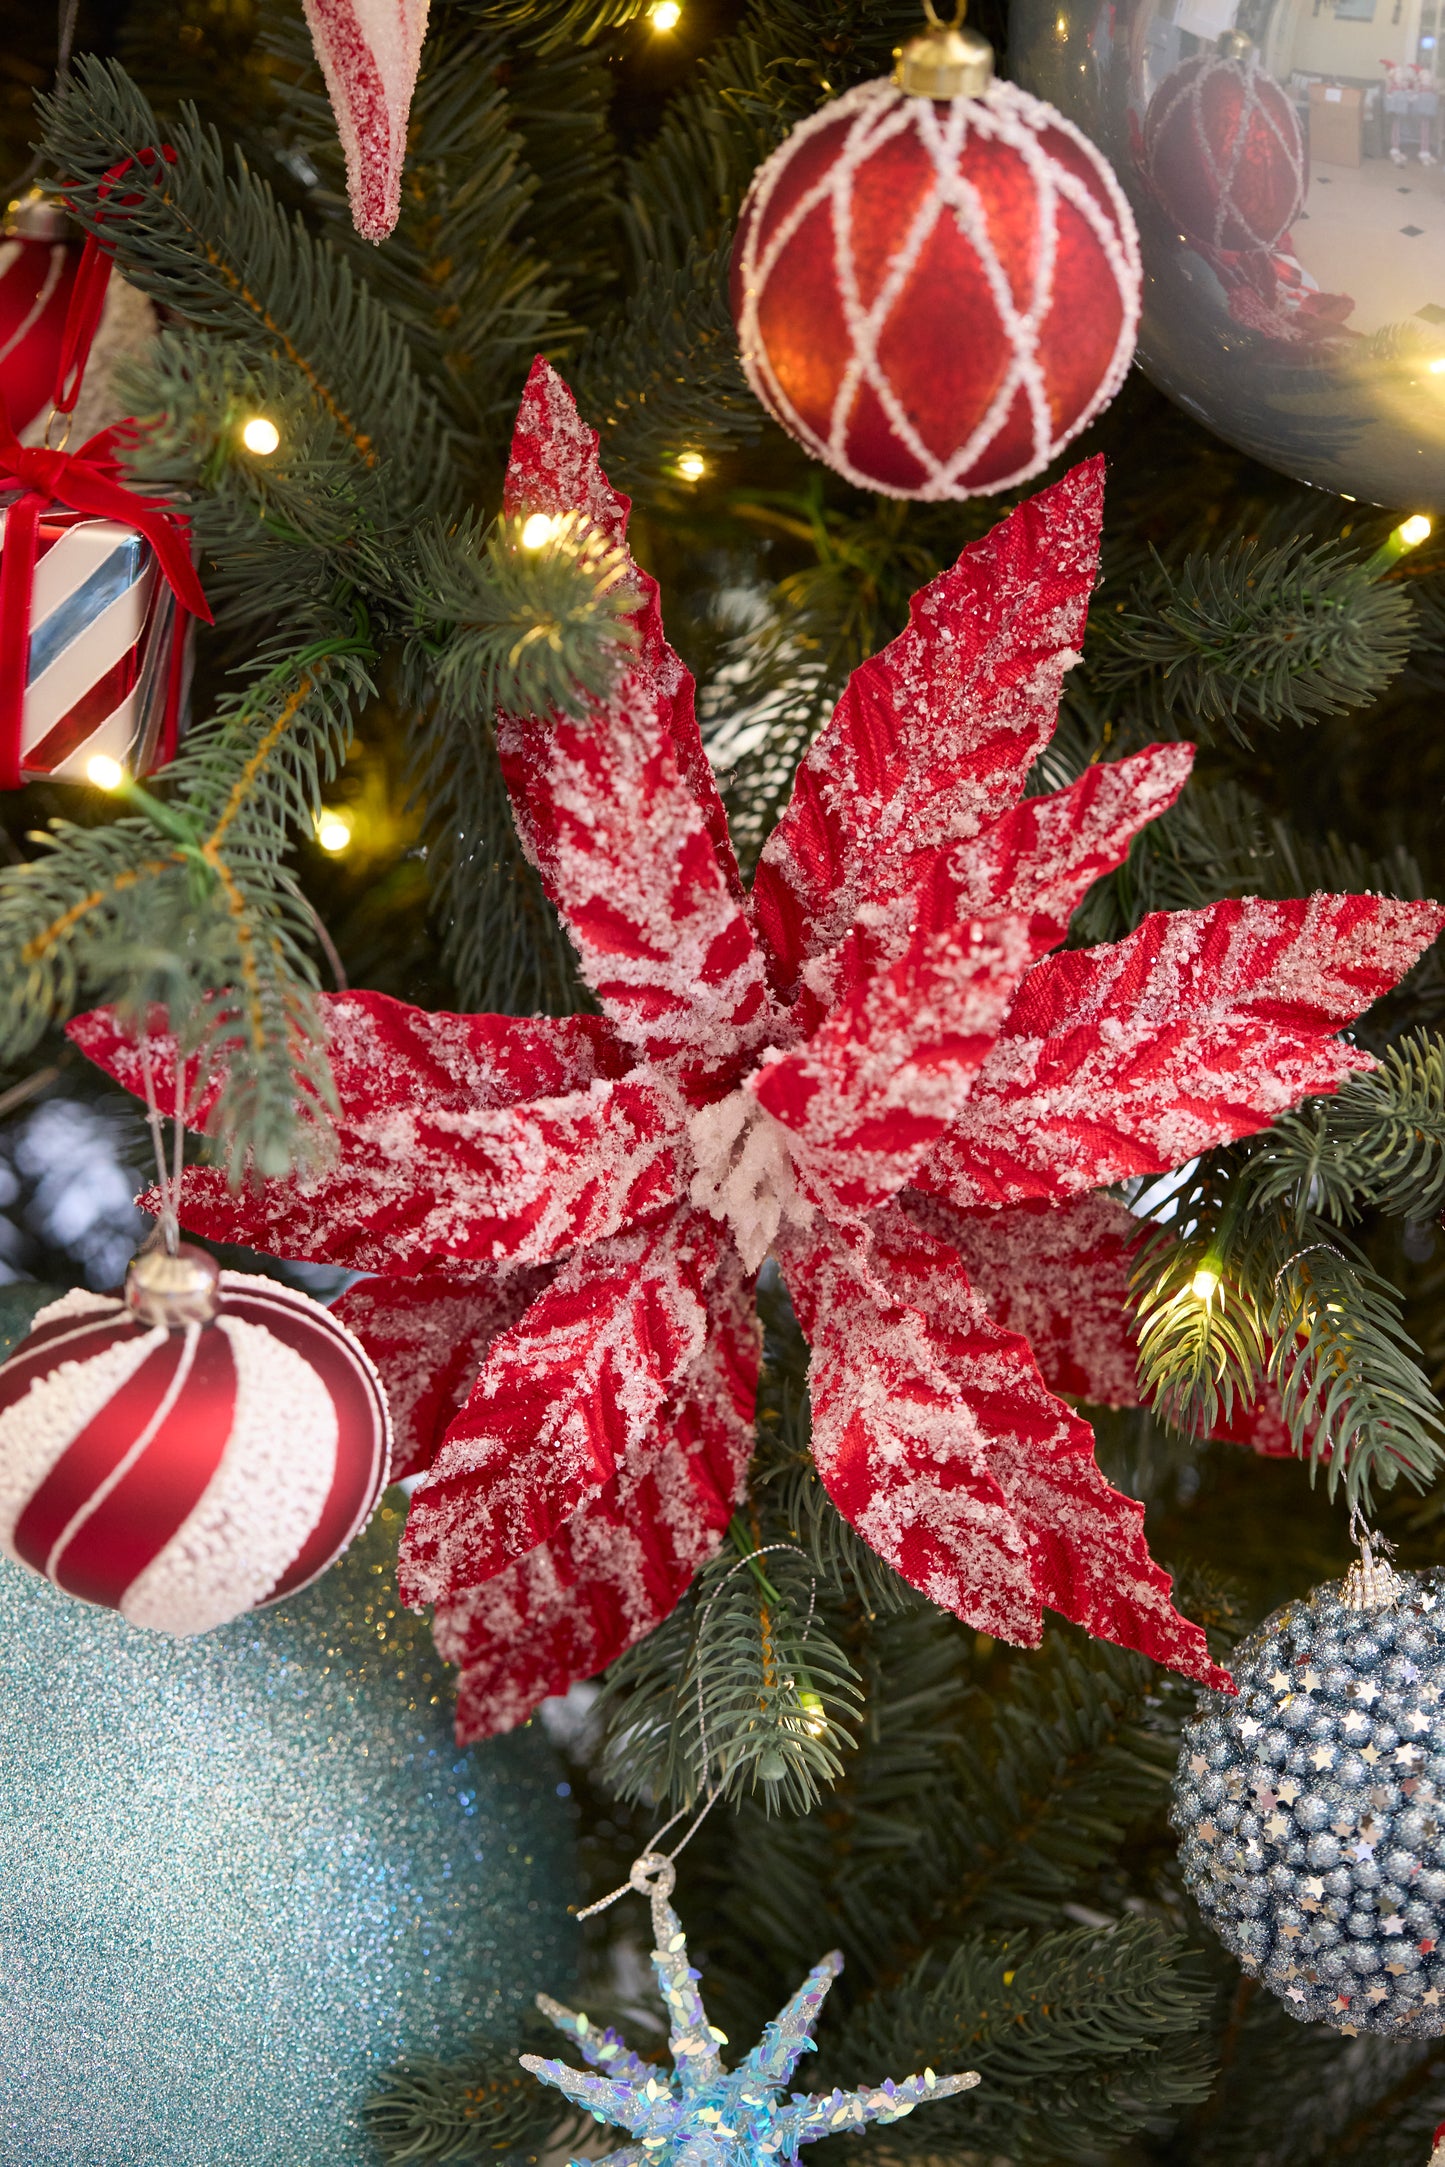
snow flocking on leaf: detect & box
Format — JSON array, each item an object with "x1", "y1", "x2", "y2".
[{"x1": 69, "y1": 357, "x2": 1445, "y2": 1739}]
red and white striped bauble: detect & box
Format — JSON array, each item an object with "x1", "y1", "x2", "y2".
[
  {"x1": 730, "y1": 25, "x2": 1140, "y2": 500},
  {"x1": 0, "y1": 1252, "x2": 391, "y2": 1633}
]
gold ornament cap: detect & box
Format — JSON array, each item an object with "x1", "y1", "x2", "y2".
[
  {"x1": 894, "y1": 2, "x2": 995, "y2": 96},
  {"x1": 125, "y1": 1241, "x2": 221, "y2": 1330},
  {"x1": 1215, "y1": 26, "x2": 1254, "y2": 59}
]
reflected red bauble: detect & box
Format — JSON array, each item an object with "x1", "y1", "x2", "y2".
[
  {"x1": 1144, "y1": 53, "x2": 1305, "y2": 255},
  {"x1": 730, "y1": 79, "x2": 1141, "y2": 499}
]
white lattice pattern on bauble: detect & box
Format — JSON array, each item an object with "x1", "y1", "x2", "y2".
[{"x1": 734, "y1": 79, "x2": 1141, "y2": 499}]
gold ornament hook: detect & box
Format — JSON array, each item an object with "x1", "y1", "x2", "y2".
[{"x1": 896, "y1": 1, "x2": 995, "y2": 97}]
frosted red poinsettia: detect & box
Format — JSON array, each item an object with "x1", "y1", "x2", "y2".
[{"x1": 75, "y1": 360, "x2": 1443, "y2": 1741}]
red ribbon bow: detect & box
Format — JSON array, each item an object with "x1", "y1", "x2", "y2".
[{"x1": 0, "y1": 146, "x2": 213, "y2": 789}]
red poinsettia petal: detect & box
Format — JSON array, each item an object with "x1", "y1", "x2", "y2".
[
  {"x1": 397, "y1": 1209, "x2": 730, "y2": 1608},
  {"x1": 505, "y1": 356, "x2": 741, "y2": 892},
  {"x1": 752, "y1": 913, "x2": 1037, "y2": 1220},
  {"x1": 781, "y1": 1205, "x2": 1229, "y2": 1688},
  {"x1": 498, "y1": 364, "x2": 776, "y2": 1096},
  {"x1": 803, "y1": 742, "x2": 1195, "y2": 1028},
  {"x1": 750, "y1": 458, "x2": 1105, "y2": 1004},
  {"x1": 433, "y1": 1258, "x2": 759, "y2": 1741},
  {"x1": 910, "y1": 1189, "x2": 1317, "y2": 1455},
  {"x1": 907, "y1": 1189, "x2": 1142, "y2": 1407},
  {"x1": 72, "y1": 993, "x2": 678, "y2": 1275},
  {"x1": 750, "y1": 748, "x2": 1198, "y2": 1218},
  {"x1": 161, "y1": 1074, "x2": 684, "y2": 1276},
  {"x1": 916, "y1": 895, "x2": 1445, "y2": 1209},
  {"x1": 332, "y1": 1262, "x2": 553, "y2": 1481},
  {"x1": 69, "y1": 987, "x2": 628, "y2": 1132}
]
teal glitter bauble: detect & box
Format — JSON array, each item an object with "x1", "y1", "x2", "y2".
[
  {"x1": 0, "y1": 1280, "x2": 63, "y2": 1358},
  {"x1": 0, "y1": 1493, "x2": 577, "y2": 2165}
]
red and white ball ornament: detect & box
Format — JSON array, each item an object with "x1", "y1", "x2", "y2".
[
  {"x1": 729, "y1": 6, "x2": 1141, "y2": 499},
  {"x1": 1143, "y1": 44, "x2": 1305, "y2": 256},
  {"x1": 0, "y1": 1245, "x2": 391, "y2": 1633}
]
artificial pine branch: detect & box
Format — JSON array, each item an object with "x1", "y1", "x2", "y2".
[
  {"x1": 366, "y1": 2023, "x2": 584, "y2": 2166},
  {"x1": 824, "y1": 1921, "x2": 1216, "y2": 2163},
  {"x1": 1095, "y1": 534, "x2": 1416, "y2": 738}
]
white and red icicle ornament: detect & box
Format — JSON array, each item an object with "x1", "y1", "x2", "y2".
[
  {"x1": 301, "y1": 0, "x2": 430, "y2": 241},
  {"x1": 0, "y1": 1245, "x2": 391, "y2": 1632},
  {"x1": 729, "y1": 5, "x2": 1142, "y2": 498},
  {"x1": 73, "y1": 360, "x2": 1444, "y2": 1740}
]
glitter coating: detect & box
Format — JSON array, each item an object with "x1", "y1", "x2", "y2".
[
  {"x1": 523, "y1": 1861, "x2": 978, "y2": 2166},
  {"x1": 0, "y1": 1494, "x2": 577, "y2": 2163},
  {"x1": 1173, "y1": 1569, "x2": 1445, "y2": 2035}
]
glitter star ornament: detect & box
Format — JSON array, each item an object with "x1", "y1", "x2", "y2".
[
  {"x1": 301, "y1": 0, "x2": 430, "y2": 240},
  {"x1": 1173, "y1": 1547, "x2": 1445, "y2": 2036},
  {"x1": 72, "y1": 358, "x2": 1445, "y2": 1739},
  {"x1": 522, "y1": 1853, "x2": 979, "y2": 2162},
  {"x1": 729, "y1": 8, "x2": 1141, "y2": 497}
]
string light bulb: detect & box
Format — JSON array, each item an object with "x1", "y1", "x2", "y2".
[
  {"x1": 1189, "y1": 1264, "x2": 1221, "y2": 1305},
  {"x1": 1367, "y1": 512, "x2": 1434, "y2": 574},
  {"x1": 86, "y1": 754, "x2": 125, "y2": 791},
  {"x1": 520, "y1": 512, "x2": 559, "y2": 549},
  {"x1": 315, "y1": 810, "x2": 353, "y2": 853},
  {"x1": 240, "y1": 415, "x2": 281, "y2": 457},
  {"x1": 650, "y1": 1, "x2": 682, "y2": 27},
  {"x1": 1430, "y1": 358, "x2": 1445, "y2": 376},
  {"x1": 675, "y1": 451, "x2": 707, "y2": 482}
]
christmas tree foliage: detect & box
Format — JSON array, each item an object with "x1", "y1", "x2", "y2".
[{"x1": 5, "y1": 0, "x2": 1445, "y2": 2162}]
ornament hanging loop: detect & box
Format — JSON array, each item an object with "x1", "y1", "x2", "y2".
[
  {"x1": 896, "y1": 0, "x2": 994, "y2": 96},
  {"x1": 1343, "y1": 1507, "x2": 1400, "y2": 1612}
]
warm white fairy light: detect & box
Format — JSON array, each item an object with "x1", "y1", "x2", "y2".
[
  {"x1": 240, "y1": 415, "x2": 281, "y2": 456},
  {"x1": 521, "y1": 512, "x2": 559, "y2": 549},
  {"x1": 1190, "y1": 1264, "x2": 1221, "y2": 1304},
  {"x1": 86, "y1": 754, "x2": 125, "y2": 791},
  {"x1": 650, "y1": 1, "x2": 682, "y2": 29},
  {"x1": 675, "y1": 451, "x2": 706, "y2": 481},
  {"x1": 316, "y1": 811, "x2": 353, "y2": 853},
  {"x1": 1398, "y1": 514, "x2": 1433, "y2": 548}
]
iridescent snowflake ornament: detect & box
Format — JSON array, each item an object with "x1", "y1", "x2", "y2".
[
  {"x1": 522, "y1": 1852, "x2": 979, "y2": 2162},
  {"x1": 1173, "y1": 1543, "x2": 1445, "y2": 2036}
]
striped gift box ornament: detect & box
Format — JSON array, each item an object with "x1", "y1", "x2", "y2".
[
  {"x1": 0, "y1": 1248, "x2": 392, "y2": 1633},
  {"x1": 3, "y1": 500, "x2": 191, "y2": 781}
]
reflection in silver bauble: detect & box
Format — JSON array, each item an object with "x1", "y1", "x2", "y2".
[{"x1": 1011, "y1": 0, "x2": 1445, "y2": 505}]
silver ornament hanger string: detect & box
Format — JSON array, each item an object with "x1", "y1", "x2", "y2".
[
  {"x1": 576, "y1": 1540, "x2": 818, "y2": 1922},
  {"x1": 137, "y1": 1037, "x2": 187, "y2": 1260}
]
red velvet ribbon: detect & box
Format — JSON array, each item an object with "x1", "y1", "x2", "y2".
[{"x1": 0, "y1": 145, "x2": 212, "y2": 788}]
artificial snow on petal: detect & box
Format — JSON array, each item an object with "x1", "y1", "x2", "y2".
[{"x1": 70, "y1": 359, "x2": 1443, "y2": 1739}]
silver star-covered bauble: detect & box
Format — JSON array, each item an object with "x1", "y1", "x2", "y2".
[
  {"x1": 522, "y1": 1854, "x2": 979, "y2": 2165},
  {"x1": 1173, "y1": 1547, "x2": 1445, "y2": 2036}
]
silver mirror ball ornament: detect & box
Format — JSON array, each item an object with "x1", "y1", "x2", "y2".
[
  {"x1": 1172, "y1": 1551, "x2": 1445, "y2": 2034},
  {"x1": 1011, "y1": 0, "x2": 1445, "y2": 507}
]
